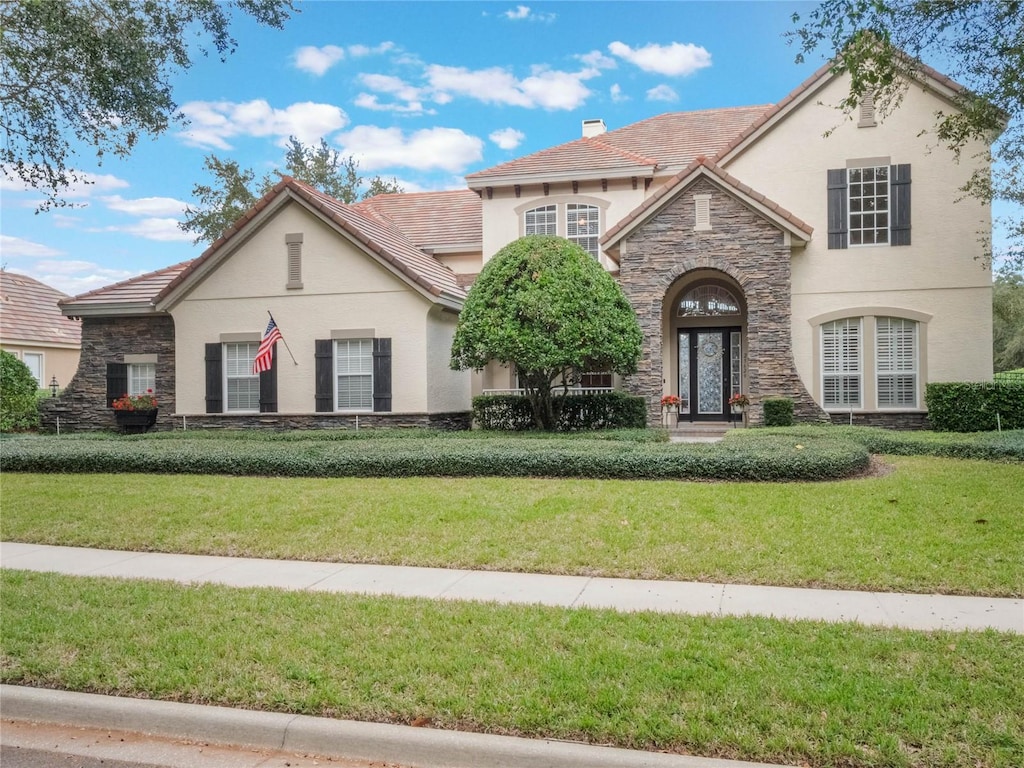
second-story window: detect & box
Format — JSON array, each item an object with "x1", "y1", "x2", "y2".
[
  {"x1": 567, "y1": 203, "x2": 600, "y2": 259},
  {"x1": 524, "y1": 204, "x2": 557, "y2": 235}
]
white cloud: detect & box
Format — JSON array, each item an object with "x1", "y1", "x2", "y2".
[
  {"x1": 102, "y1": 195, "x2": 188, "y2": 217},
  {"x1": 427, "y1": 64, "x2": 596, "y2": 110},
  {"x1": 335, "y1": 126, "x2": 484, "y2": 173},
  {"x1": 354, "y1": 93, "x2": 431, "y2": 114},
  {"x1": 503, "y1": 5, "x2": 555, "y2": 22},
  {"x1": 646, "y1": 84, "x2": 679, "y2": 102},
  {"x1": 178, "y1": 100, "x2": 349, "y2": 149},
  {"x1": 0, "y1": 169, "x2": 129, "y2": 199},
  {"x1": 610, "y1": 83, "x2": 628, "y2": 102},
  {"x1": 608, "y1": 41, "x2": 712, "y2": 76},
  {"x1": 31, "y1": 261, "x2": 137, "y2": 296},
  {"x1": 94, "y1": 218, "x2": 194, "y2": 242},
  {"x1": 579, "y1": 50, "x2": 617, "y2": 69},
  {"x1": 505, "y1": 5, "x2": 530, "y2": 19},
  {"x1": 0, "y1": 235, "x2": 65, "y2": 258},
  {"x1": 348, "y1": 41, "x2": 395, "y2": 57},
  {"x1": 293, "y1": 45, "x2": 345, "y2": 76},
  {"x1": 355, "y1": 74, "x2": 433, "y2": 114},
  {"x1": 489, "y1": 127, "x2": 526, "y2": 150}
]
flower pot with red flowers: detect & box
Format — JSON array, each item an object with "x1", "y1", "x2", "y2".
[
  {"x1": 728, "y1": 393, "x2": 750, "y2": 426},
  {"x1": 111, "y1": 390, "x2": 159, "y2": 434},
  {"x1": 661, "y1": 394, "x2": 681, "y2": 427}
]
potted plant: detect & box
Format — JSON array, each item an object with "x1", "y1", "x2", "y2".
[
  {"x1": 111, "y1": 390, "x2": 159, "y2": 433},
  {"x1": 661, "y1": 394, "x2": 681, "y2": 427},
  {"x1": 728, "y1": 392, "x2": 750, "y2": 426}
]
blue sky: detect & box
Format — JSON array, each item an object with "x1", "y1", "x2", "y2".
[{"x1": 3, "y1": 0, "x2": 1007, "y2": 295}]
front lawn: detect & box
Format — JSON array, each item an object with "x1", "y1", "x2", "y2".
[
  {"x1": 4, "y1": 455, "x2": 1022, "y2": 596},
  {"x1": 3, "y1": 570, "x2": 1021, "y2": 768}
]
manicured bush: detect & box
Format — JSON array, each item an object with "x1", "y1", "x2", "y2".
[
  {"x1": 762, "y1": 397, "x2": 794, "y2": 427},
  {"x1": 0, "y1": 351, "x2": 40, "y2": 432},
  {"x1": 473, "y1": 392, "x2": 646, "y2": 431},
  {"x1": 0, "y1": 431, "x2": 870, "y2": 481},
  {"x1": 925, "y1": 381, "x2": 1024, "y2": 432}
]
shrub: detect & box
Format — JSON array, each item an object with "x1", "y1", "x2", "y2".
[
  {"x1": 0, "y1": 351, "x2": 40, "y2": 432},
  {"x1": 473, "y1": 392, "x2": 646, "y2": 431},
  {"x1": 925, "y1": 381, "x2": 1024, "y2": 432},
  {"x1": 762, "y1": 397, "x2": 794, "y2": 427}
]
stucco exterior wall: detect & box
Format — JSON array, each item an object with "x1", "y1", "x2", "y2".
[
  {"x1": 725, "y1": 72, "x2": 994, "y2": 390},
  {"x1": 479, "y1": 179, "x2": 647, "y2": 265},
  {"x1": 426, "y1": 305, "x2": 471, "y2": 412},
  {"x1": 169, "y1": 201, "x2": 470, "y2": 415},
  {"x1": 1, "y1": 343, "x2": 80, "y2": 391}
]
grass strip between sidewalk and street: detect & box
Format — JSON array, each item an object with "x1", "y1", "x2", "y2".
[
  {"x1": 4, "y1": 456, "x2": 1022, "y2": 596},
  {"x1": 2, "y1": 570, "x2": 1022, "y2": 768}
]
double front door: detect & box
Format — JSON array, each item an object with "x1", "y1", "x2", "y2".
[{"x1": 677, "y1": 328, "x2": 742, "y2": 421}]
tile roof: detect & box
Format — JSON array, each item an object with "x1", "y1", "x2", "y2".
[
  {"x1": 466, "y1": 105, "x2": 771, "y2": 184},
  {"x1": 61, "y1": 260, "x2": 194, "y2": 313},
  {"x1": 352, "y1": 190, "x2": 482, "y2": 250},
  {"x1": 159, "y1": 177, "x2": 465, "y2": 307},
  {"x1": 1, "y1": 271, "x2": 81, "y2": 346}
]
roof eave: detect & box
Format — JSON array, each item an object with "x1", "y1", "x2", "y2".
[
  {"x1": 466, "y1": 165, "x2": 656, "y2": 189},
  {"x1": 60, "y1": 301, "x2": 159, "y2": 319}
]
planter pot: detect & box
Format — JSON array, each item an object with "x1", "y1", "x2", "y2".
[{"x1": 114, "y1": 409, "x2": 158, "y2": 434}]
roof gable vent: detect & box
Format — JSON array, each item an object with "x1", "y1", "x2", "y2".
[
  {"x1": 857, "y1": 93, "x2": 877, "y2": 128},
  {"x1": 582, "y1": 118, "x2": 606, "y2": 138}
]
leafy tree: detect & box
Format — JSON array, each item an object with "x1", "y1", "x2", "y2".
[
  {"x1": 450, "y1": 236, "x2": 643, "y2": 431},
  {"x1": 993, "y1": 272, "x2": 1024, "y2": 372},
  {"x1": 789, "y1": 1, "x2": 1024, "y2": 272},
  {"x1": 180, "y1": 137, "x2": 405, "y2": 244},
  {"x1": 0, "y1": 351, "x2": 40, "y2": 432},
  {"x1": 0, "y1": 0, "x2": 293, "y2": 210}
]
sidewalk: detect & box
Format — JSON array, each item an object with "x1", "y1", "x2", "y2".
[{"x1": 2, "y1": 542, "x2": 1021, "y2": 633}]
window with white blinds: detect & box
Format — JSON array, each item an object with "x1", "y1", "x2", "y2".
[
  {"x1": 822, "y1": 318, "x2": 862, "y2": 408},
  {"x1": 876, "y1": 317, "x2": 918, "y2": 408},
  {"x1": 129, "y1": 363, "x2": 156, "y2": 396},
  {"x1": 524, "y1": 205, "x2": 557, "y2": 235},
  {"x1": 225, "y1": 342, "x2": 259, "y2": 411},
  {"x1": 335, "y1": 339, "x2": 373, "y2": 410}
]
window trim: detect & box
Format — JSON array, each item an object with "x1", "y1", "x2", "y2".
[
  {"x1": 128, "y1": 362, "x2": 156, "y2": 397},
  {"x1": 847, "y1": 164, "x2": 890, "y2": 247},
  {"x1": 22, "y1": 352, "x2": 43, "y2": 387},
  {"x1": 821, "y1": 317, "x2": 863, "y2": 410},
  {"x1": 566, "y1": 202, "x2": 600, "y2": 259},
  {"x1": 876, "y1": 316, "x2": 919, "y2": 409},
  {"x1": 333, "y1": 338, "x2": 374, "y2": 412}
]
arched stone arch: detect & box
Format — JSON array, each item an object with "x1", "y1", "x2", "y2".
[{"x1": 614, "y1": 176, "x2": 827, "y2": 426}]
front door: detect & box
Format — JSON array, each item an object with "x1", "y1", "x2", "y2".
[{"x1": 677, "y1": 328, "x2": 742, "y2": 421}]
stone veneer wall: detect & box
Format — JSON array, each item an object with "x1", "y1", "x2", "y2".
[
  {"x1": 828, "y1": 412, "x2": 931, "y2": 430},
  {"x1": 617, "y1": 177, "x2": 828, "y2": 427},
  {"x1": 39, "y1": 315, "x2": 176, "y2": 432},
  {"x1": 173, "y1": 412, "x2": 472, "y2": 431}
]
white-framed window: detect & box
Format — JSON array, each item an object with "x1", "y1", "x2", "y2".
[
  {"x1": 128, "y1": 363, "x2": 156, "y2": 396},
  {"x1": 22, "y1": 352, "x2": 43, "y2": 386},
  {"x1": 224, "y1": 342, "x2": 260, "y2": 412},
  {"x1": 848, "y1": 165, "x2": 889, "y2": 246},
  {"x1": 567, "y1": 203, "x2": 600, "y2": 259},
  {"x1": 822, "y1": 318, "x2": 862, "y2": 408},
  {"x1": 876, "y1": 317, "x2": 918, "y2": 408},
  {"x1": 524, "y1": 204, "x2": 557, "y2": 235},
  {"x1": 335, "y1": 339, "x2": 373, "y2": 411}
]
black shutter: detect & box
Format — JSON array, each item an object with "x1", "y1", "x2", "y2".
[
  {"x1": 827, "y1": 168, "x2": 848, "y2": 249},
  {"x1": 890, "y1": 163, "x2": 911, "y2": 246},
  {"x1": 315, "y1": 339, "x2": 333, "y2": 412},
  {"x1": 373, "y1": 337, "x2": 392, "y2": 412},
  {"x1": 106, "y1": 363, "x2": 128, "y2": 407},
  {"x1": 259, "y1": 348, "x2": 278, "y2": 413},
  {"x1": 204, "y1": 343, "x2": 223, "y2": 414}
]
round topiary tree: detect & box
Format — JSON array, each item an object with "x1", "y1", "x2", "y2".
[
  {"x1": 451, "y1": 235, "x2": 643, "y2": 430},
  {"x1": 0, "y1": 349, "x2": 41, "y2": 432}
]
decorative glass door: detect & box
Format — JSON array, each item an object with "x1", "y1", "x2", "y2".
[{"x1": 678, "y1": 328, "x2": 742, "y2": 421}]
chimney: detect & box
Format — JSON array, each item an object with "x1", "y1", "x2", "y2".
[{"x1": 582, "y1": 118, "x2": 606, "y2": 138}]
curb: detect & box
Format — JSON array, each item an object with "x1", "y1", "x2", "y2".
[{"x1": 1, "y1": 685, "x2": 789, "y2": 768}]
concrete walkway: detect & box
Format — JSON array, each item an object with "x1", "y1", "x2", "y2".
[{"x1": 3, "y1": 542, "x2": 1021, "y2": 633}]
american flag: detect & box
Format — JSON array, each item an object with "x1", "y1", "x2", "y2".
[{"x1": 253, "y1": 316, "x2": 283, "y2": 374}]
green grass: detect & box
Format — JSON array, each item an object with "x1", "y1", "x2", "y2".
[
  {"x1": 4, "y1": 456, "x2": 1022, "y2": 596},
  {"x1": 2, "y1": 570, "x2": 1021, "y2": 768}
]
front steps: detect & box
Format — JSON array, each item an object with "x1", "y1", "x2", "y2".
[{"x1": 667, "y1": 420, "x2": 739, "y2": 443}]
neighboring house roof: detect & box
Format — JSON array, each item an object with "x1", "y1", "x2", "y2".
[
  {"x1": 0, "y1": 270, "x2": 81, "y2": 346},
  {"x1": 465, "y1": 105, "x2": 771, "y2": 186},
  {"x1": 59, "y1": 260, "x2": 195, "y2": 317},
  {"x1": 601, "y1": 157, "x2": 814, "y2": 258},
  {"x1": 352, "y1": 190, "x2": 482, "y2": 253}
]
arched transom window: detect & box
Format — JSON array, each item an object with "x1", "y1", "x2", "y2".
[{"x1": 677, "y1": 285, "x2": 741, "y2": 317}]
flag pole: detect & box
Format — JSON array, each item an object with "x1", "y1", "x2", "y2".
[{"x1": 268, "y1": 310, "x2": 298, "y2": 365}]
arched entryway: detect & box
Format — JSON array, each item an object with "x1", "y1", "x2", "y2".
[{"x1": 664, "y1": 272, "x2": 746, "y2": 423}]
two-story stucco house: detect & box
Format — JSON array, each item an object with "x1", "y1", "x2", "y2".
[{"x1": 45, "y1": 57, "x2": 993, "y2": 432}]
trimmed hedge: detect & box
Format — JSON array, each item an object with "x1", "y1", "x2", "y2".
[
  {"x1": 925, "y1": 382, "x2": 1024, "y2": 432},
  {"x1": 473, "y1": 392, "x2": 647, "y2": 431},
  {"x1": 1, "y1": 432, "x2": 869, "y2": 481},
  {"x1": 762, "y1": 397, "x2": 794, "y2": 427}
]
